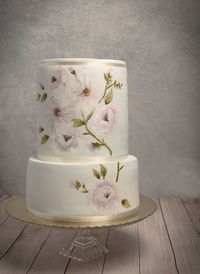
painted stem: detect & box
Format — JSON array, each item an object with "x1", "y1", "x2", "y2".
[
  {"x1": 98, "y1": 83, "x2": 114, "y2": 104},
  {"x1": 115, "y1": 162, "x2": 124, "y2": 182},
  {"x1": 82, "y1": 114, "x2": 112, "y2": 156},
  {"x1": 115, "y1": 162, "x2": 120, "y2": 182}
]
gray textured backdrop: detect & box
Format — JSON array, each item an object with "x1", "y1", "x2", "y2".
[{"x1": 0, "y1": 0, "x2": 200, "y2": 198}]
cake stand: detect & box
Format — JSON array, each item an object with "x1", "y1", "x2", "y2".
[{"x1": 6, "y1": 195, "x2": 157, "y2": 262}]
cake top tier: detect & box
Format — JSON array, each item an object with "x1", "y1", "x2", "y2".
[{"x1": 36, "y1": 58, "x2": 129, "y2": 160}]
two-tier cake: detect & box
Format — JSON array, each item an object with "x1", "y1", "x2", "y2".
[{"x1": 26, "y1": 58, "x2": 139, "y2": 222}]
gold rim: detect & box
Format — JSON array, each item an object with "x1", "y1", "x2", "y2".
[
  {"x1": 27, "y1": 206, "x2": 139, "y2": 223},
  {"x1": 39, "y1": 58, "x2": 126, "y2": 67}
]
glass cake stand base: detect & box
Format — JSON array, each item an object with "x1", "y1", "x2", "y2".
[
  {"x1": 60, "y1": 230, "x2": 108, "y2": 262},
  {"x1": 5, "y1": 195, "x2": 157, "y2": 263}
]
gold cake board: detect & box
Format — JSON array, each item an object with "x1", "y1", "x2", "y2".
[
  {"x1": 6, "y1": 195, "x2": 157, "y2": 228},
  {"x1": 6, "y1": 195, "x2": 157, "y2": 262}
]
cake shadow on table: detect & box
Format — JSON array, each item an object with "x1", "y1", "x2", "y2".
[{"x1": 1, "y1": 228, "x2": 144, "y2": 271}]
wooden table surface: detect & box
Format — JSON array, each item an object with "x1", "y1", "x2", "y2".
[{"x1": 0, "y1": 196, "x2": 199, "y2": 274}]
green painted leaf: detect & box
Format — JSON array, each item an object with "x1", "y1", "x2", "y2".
[
  {"x1": 38, "y1": 126, "x2": 44, "y2": 133},
  {"x1": 41, "y1": 93, "x2": 48, "y2": 102},
  {"x1": 113, "y1": 80, "x2": 123, "y2": 89},
  {"x1": 82, "y1": 189, "x2": 89, "y2": 193},
  {"x1": 83, "y1": 132, "x2": 90, "y2": 135},
  {"x1": 92, "y1": 168, "x2": 100, "y2": 180},
  {"x1": 37, "y1": 93, "x2": 41, "y2": 101},
  {"x1": 121, "y1": 199, "x2": 131, "y2": 208},
  {"x1": 81, "y1": 183, "x2": 89, "y2": 193},
  {"x1": 39, "y1": 83, "x2": 45, "y2": 90},
  {"x1": 86, "y1": 109, "x2": 94, "y2": 122},
  {"x1": 107, "y1": 73, "x2": 112, "y2": 83},
  {"x1": 41, "y1": 135, "x2": 49, "y2": 144},
  {"x1": 104, "y1": 73, "x2": 108, "y2": 81},
  {"x1": 75, "y1": 180, "x2": 81, "y2": 191},
  {"x1": 105, "y1": 89, "x2": 113, "y2": 104},
  {"x1": 71, "y1": 119, "x2": 85, "y2": 127},
  {"x1": 119, "y1": 165, "x2": 124, "y2": 171},
  {"x1": 70, "y1": 69, "x2": 76, "y2": 75},
  {"x1": 100, "y1": 164, "x2": 107, "y2": 179}
]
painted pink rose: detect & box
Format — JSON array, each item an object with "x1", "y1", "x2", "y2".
[
  {"x1": 89, "y1": 181, "x2": 120, "y2": 215},
  {"x1": 50, "y1": 67, "x2": 69, "y2": 89},
  {"x1": 94, "y1": 107, "x2": 116, "y2": 135},
  {"x1": 69, "y1": 70, "x2": 101, "y2": 112},
  {"x1": 52, "y1": 125, "x2": 82, "y2": 153}
]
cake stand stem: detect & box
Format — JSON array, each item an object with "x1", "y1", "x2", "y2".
[{"x1": 59, "y1": 229, "x2": 109, "y2": 262}]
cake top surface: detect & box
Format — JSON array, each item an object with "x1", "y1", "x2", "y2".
[{"x1": 39, "y1": 58, "x2": 126, "y2": 67}]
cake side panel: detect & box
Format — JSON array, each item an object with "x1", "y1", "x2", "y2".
[
  {"x1": 26, "y1": 156, "x2": 139, "y2": 218},
  {"x1": 36, "y1": 63, "x2": 128, "y2": 158}
]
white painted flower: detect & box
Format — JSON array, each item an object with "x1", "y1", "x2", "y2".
[
  {"x1": 47, "y1": 93, "x2": 74, "y2": 130},
  {"x1": 52, "y1": 125, "x2": 82, "y2": 154},
  {"x1": 88, "y1": 181, "x2": 120, "y2": 215},
  {"x1": 93, "y1": 106, "x2": 116, "y2": 135},
  {"x1": 69, "y1": 69, "x2": 101, "y2": 112},
  {"x1": 50, "y1": 67, "x2": 69, "y2": 89}
]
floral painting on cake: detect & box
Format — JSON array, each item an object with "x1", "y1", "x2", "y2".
[
  {"x1": 37, "y1": 66, "x2": 123, "y2": 155},
  {"x1": 72, "y1": 162, "x2": 131, "y2": 215}
]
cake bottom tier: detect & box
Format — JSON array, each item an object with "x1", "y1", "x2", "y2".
[{"x1": 26, "y1": 155, "x2": 139, "y2": 222}]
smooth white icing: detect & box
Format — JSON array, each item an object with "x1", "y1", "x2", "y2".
[{"x1": 26, "y1": 155, "x2": 139, "y2": 218}]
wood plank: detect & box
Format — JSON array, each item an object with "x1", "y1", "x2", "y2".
[
  {"x1": 28, "y1": 228, "x2": 76, "y2": 274},
  {"x1": 138, "y1": 199, "x2": 178, "y2": 274},
  {"x1": 160, "y1": 198, "x2": 200, "y2": 274},
  {"x1": 0, "y1": 224, "x2": 50, "y2": 274},
  {"x1": 182, "y1": 199, "x2": 200, "y2": 234},
  {"x1": 0, "y1": 218, "x2": 26, "y2": 259},
  {"x1": 0, "y1": 196, "x2": 9, "y2": 226},
  {"x1": 103, "y1": 225, "x2": 139, "y2": 274},
  {"x1": 65, "y1": 229, "x2": 109, "y2": 274}
]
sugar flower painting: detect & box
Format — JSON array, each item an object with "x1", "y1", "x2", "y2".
[
  {"x1": 94, "y1": 106, "x2": 117, "y2": 135},
  {"x1": 68, "y1": 69, "x2": 101, "y2": 112},
  {"x1": 71, "y1": 109, "x2": 113, "y2": 156},
  {"x1": 52, "y1": 125, "x2": 82, "y2": 153},
  {"x1": 48, "y1": 93, "x2": 74, "y2": 130},
  {"x1": 50, "y1": 67, "x2": 69, "y2": 89},
  {"x1": 39, "y1": 68, "x2": 123, "y2": 157},
  {"x1": 73, "y1": 162, "x2": 131, "y2": 215},
  {"x1": 88, "y1": 181, "x2": 120, "y2": 215}
]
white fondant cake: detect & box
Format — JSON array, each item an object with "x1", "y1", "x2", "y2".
[{"x1": 26, "y1": 58, "x2": 139, "y2": 222}]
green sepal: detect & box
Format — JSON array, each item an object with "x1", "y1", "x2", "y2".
[{"x1": 41, "y1": 134, "x2": 49, "y2": 144}]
